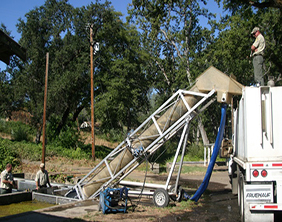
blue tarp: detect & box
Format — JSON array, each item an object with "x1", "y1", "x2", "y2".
[{"x1": 190, "y1": 103, "x2": 227, "y2": 202}]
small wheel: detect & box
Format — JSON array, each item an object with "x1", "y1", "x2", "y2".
[
  {"x1": 153, "y1": 188, "x2": 169, "y2": 207},
  {"x1": 99, "y1": 194, "x2": 105, "y2": 214},
  {"x1": 169, "y1": 185, "x2": 183, "y2": 202},
  {"x1": 98, "y1": 202, "x2": 102, "y2": 211}
]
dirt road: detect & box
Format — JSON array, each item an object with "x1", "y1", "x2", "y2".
[
  {"x1": 13, "y1": 159, "x2": 240, "y2": 222},
  {"x1": 79, "y1": 164, "x2": 241, "y2": 222}
]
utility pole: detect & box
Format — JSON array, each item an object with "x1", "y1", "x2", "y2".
[
  {"x1": 90, "y1": 25, "x2": 95, "y2": 161},
  {"x1": 42, "y1": 52, "x2": 49, "y2": 164},
  {"x1": 89, "y1": 24, "x2": 99, "y2": 161}
]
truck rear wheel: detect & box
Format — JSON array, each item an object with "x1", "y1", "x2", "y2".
[
  {"x1": 237, "y1": 174, "x2": 241, "y2": 207},
  {"x1": 239, "y1": 173, "x2": 245, "y2": 222}
]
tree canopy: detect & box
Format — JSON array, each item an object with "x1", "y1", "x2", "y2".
[
  {"x1": 216, "y1": 0, "x2": 282, "y2": 10},
  {"x1": 1, "y1": 0, "x2": 282, "y2": 147}
]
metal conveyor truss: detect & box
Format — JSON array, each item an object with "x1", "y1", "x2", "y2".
[{"x1": 66, "y1": 89, "x2": 216, "y2": 200}]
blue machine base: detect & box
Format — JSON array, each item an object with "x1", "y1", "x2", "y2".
[{"x1": 99, "y1": 187, "x2": 129, "y2": 214}]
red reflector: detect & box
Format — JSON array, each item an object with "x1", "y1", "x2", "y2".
[
  {"x1": 253, "y1": 170, "x2": 259, "y2": 177},
  {"x1": 272, "y1": 163, "x2": 282, "y2": 167},
  {"x1": 252, "y1": 164, "x2": 264, "y2": 167},
  {"x1": 264, "y1": 205, "x2": 278, "y2": 209},
  {"x1": 261, "y1": 170, "x2": 268, "y2": 177}
]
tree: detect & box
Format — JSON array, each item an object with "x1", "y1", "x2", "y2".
[
  {"x1": 129, "y1": 0, "x2": 216, "y2": 144},
  {"x1": 14, "y1": 0, "x2": 75, "y2": 143},
  {"x1": 203, "y1": 5, "x2": 282, "y2": 85},
  {"x1": 5, "y1": 0, "x2": 151, "y2": 145},
  {"x1": 94, "y1": 24, "x2": 151, "y2": 132},
  {"x1": 0, "y1": 26, "x2": 13, "y2": 118},
  {"x1": 216, "y1": 0, "x2": 282, "y2": 9}
]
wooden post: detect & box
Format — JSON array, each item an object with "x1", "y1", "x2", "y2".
[
  {"x1": 42, "y1": 52, "x2": 49, "y2": 164},
  {"x1": 90, "y1": 26, "x2": 95, "y2": 161}
]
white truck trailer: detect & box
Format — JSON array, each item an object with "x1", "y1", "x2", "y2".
[{"x1": 229, "y1": 86, "x2": 282, "y2": 222}]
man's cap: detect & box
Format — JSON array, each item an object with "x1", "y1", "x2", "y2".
[
  {"x1": 40, "y1": 163, "x2": 45, "y2": 168},
  {"x1": 251, "y1": 27, "x2": 260, "y2": 35}
]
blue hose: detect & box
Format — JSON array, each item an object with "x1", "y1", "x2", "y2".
[{"x1": 190, "y1": 103, "x2": 227, "y2": 202}]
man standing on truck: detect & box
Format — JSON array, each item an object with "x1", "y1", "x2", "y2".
[
  {"x1": 35, "y1": 163, "x2": 52, "y2": 190},
  {"x1": 0, "y1": 163, "x2": 16, "y2": 194},
  {"x1": 250, "y1": 26, "x2": 265, "y2": 86}
]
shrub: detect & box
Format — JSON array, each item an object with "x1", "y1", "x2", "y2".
[
  {"x1": 47, "y1": 117, "x2": 83, "y2": 149},
  {"x1": 98, "y1": 128, "x2": 125, "y2": 143},
  {"x1": 186, "y1": 143, "x2": 205, "y2": 161},
  {"x1": 11, "y1": 126, "x2": 30, "y2": 141},
  {"x1": 0, "y1": 120, "x2": 35, "y2": 135},
  {"x1": 0, "y1": 119, "x2": 6, "y2": 132},
  {"x1": 0, "y1": 139, "x2": 21, "y2": 169}
]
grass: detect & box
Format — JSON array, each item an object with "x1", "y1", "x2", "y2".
[
  {"x1": 181, "y1": 165, "x2": 207, "y2": 174},
  {"x1": 177, "y1": 200, "x2": 196, "y2": 211}
]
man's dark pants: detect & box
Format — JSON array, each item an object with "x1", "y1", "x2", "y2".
[{"x1": 253, "y1": 55, "x2": 264, "y2": 86}]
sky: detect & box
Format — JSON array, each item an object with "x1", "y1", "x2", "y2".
[{"x1": 0, "y1": 0, "x2": 224, "y2": 71}]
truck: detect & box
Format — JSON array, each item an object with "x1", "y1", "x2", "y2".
[{"x1": 228, "y1": 85, "x2": 282, "y2": 222}]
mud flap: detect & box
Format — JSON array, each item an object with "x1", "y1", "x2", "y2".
[{"x1": 244, "y1": 183, "x2": 274, "y2": 222}]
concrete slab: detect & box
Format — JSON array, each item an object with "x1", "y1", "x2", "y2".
[
  {"x1": 39, "y1": 199, "x2": 99, "y2": 218},
  {"x1": 0, "y1": 199, "x2": 99, "y2": 222}
]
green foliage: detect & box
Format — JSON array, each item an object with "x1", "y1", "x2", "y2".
[
  {"x1": 185, "y1": 143, "x2": 206, "y2": 161},
  {"x1": 97, "y1": 128, "x2": 126, "y2": 143},
  {"x1": 215, "y1": 0, "x2": 282, "y2": 11},
  {"x1": 0, "y1": 120, "x2": 35, "y2": 141},
  {"x1": 1, "y1": 138, "x2": 42, "y2": 161},
  {"x1": 49, "y1": 146, "x2": 89, "y2": 159},
  {"x1": 1, "y1": 0, "x2": 282, "y2": 152},
  {"x1": 129, "y1": 0, "x2": 216, "y2": 91},
  {"x1": 181, "y1": 165, "x2": 207, "y2": 174},
  {"x1": 0, "y1": 137, "x2": 112, "y2": 165},
  {"x1": 11, "y1": 125, "x2": 30, "y2": 142},
  {"x1": 0, "y1": 139, "x2": 21, "y2": 169},
  {"x1": 49, "y1": 125, "x2": 82, "y2": 149},
  {"x1": 165, "y1": 142, "x2": 206, "y2": 163},
  {"x1": 148, "y1": 139, "x2": 177, "y2": 165},
  {"x1": 148, "y1": 139, "x2": 205, "y2": 165},
  {"x1": 204, "y1": 5, "x2": 282, "y2": 85},
  {"x1": 0, "y1": 0, "x2": 152, "y2": 140},
  {"x1": 77, "y1": 144, "x2": 112, "y2": 160},
  {"x1": 0, "y1": 69, "x2": 13, "y2": 118},
  {"x1": 46, "y1": 114, "x2": 85, "y2": 149},
  {"x1": 0, "y1": 119, "x2": 6, "y2": 133}
]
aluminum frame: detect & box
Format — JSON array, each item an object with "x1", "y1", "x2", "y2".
[{"x1": 66, "y1": 89, "x2": 215, "y2": 200}]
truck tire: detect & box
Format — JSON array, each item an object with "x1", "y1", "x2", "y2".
[
  {"x1": 153, "y1": 188, "x2": 170, "y2": 207},
  {"x1": 231, "y1": 161, "x2": 238, "y2": 195},
  {"x1": 239, "y1": 174, "x2": 245, "y2": 222},
  {"x1": 237, "y1": 176, "x2": 241, "y2": 207}
]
